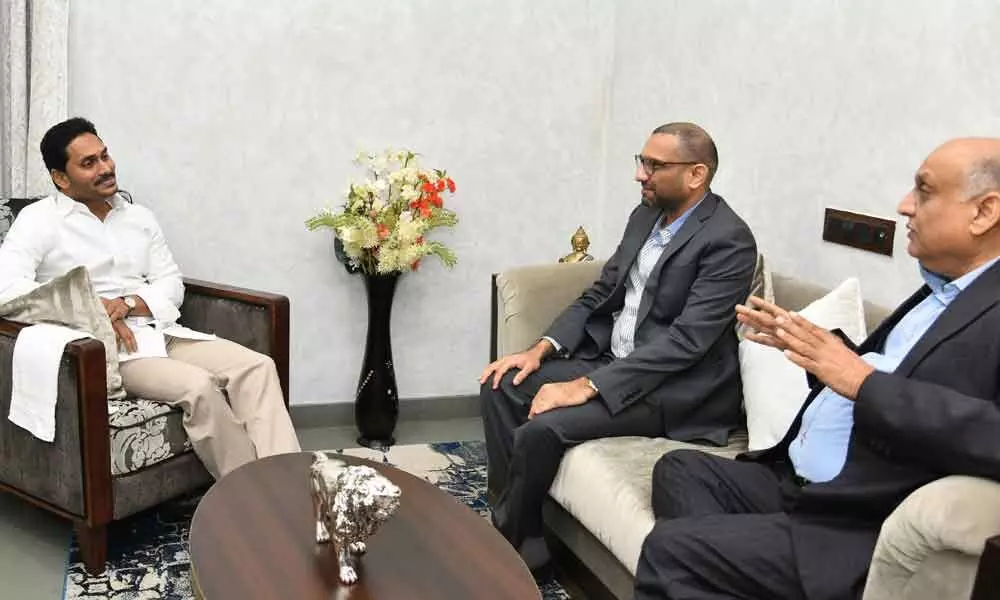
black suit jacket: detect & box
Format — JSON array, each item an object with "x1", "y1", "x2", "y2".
[
  {"x1": 742, "y1": 260, "x2": 1000, "y2": 600},
  {"x1": 544, "y1": 193, "x2": 757, "y2": 445}
]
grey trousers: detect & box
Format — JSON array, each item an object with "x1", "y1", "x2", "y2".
[
  {"x1": 634, "y1": 449, "x2": 810, "y2": 600},
  {"x1": 118, "y1": 337, "x2": 301, "y2": 479},
  {"x1": 480, "y1": 356, "x2": 663, "y2": 566}
]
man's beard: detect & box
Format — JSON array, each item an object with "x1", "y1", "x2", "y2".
[{"x1": 646, "y1": 189, "x2": 685, "y2": 212}]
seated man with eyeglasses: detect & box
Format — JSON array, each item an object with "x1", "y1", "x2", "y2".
[{"x1": 479, "y1": 122, "x2": 758, "y2": 578}]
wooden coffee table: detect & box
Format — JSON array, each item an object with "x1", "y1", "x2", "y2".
[{"x1": 189, "y1": 452, "x2": 541, "y2": 599}]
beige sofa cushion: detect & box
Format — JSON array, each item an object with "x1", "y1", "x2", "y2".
[
  {"x1": 495, "y1": 261, "x2": 605, "y2": 357},
  {"x1": 864, "y1": 475, "x2": 1000, "y2": 600},
  {"x1": 549, "y1": 432, "x2": 749, "y2": 574}
]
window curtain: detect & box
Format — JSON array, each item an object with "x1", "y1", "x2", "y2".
[{"x1": 0, "y1": 0, "x2": 68, "y2": 197}]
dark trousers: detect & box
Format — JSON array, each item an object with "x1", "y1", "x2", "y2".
[
  {"x1": 480, "y1": 357, "x2": 663, "y2": 566},
  {"x1": 634, "y1": 449, "x2": 808, "y2": 600}
]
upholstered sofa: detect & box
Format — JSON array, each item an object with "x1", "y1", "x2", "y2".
[
  {"x1": 490, "y1": 260, "x2": 1000, "y2": 600},
  {"x1": 0, "y1": 195, "x2": 290, "y2": 574}
]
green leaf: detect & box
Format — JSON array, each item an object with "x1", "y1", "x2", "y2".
[{"x1": 426, "y1": 241, "x2": 458, "y2": 268}]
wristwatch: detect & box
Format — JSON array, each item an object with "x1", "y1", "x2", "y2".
[
  {"x1": 584, "y1": 377, "x2": 600, "y2": 395},
  {"x1": 122, "y1": 295, "x2": 137, "y2": 315}
]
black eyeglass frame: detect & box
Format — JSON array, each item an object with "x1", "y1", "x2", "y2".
[{"x1": 634, "y1": 154, "x2": 700, "y2": 176}]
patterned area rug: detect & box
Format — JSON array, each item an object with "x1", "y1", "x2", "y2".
[{"x1": 63, "y1": 441, "x2": 571, "y2": 599}]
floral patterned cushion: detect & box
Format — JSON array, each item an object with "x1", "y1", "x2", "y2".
[
  {"x1": 0, "y1": 196, "x2": 43, "y2": 245},
  {"x1": 108, "y1": 399, "x2": 191, "y2": 476}
]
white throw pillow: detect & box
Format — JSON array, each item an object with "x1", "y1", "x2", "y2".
[{"x1": 740, "y1": 277, "x2": 867, "y2": 451}]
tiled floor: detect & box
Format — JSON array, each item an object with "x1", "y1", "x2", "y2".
[{"x1": 0, "y1": 417, "x2": 484, "y2": 600}]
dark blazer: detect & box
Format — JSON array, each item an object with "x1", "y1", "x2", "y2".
[
  {"x1": 544, "y1": 192, "x2": 757, "y2": 445},
  {"x1": 742, "y1": 260, "x2": 1000, "y2": 600}
]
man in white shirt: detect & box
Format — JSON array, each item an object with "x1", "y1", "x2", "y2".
[{"x1": 0, "y1": 117, "x2": 300, "y2": 479}]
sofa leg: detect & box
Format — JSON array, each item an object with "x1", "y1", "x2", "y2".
[{"x1": 75, "y1": 521, "x2": 108, "y2": 575}]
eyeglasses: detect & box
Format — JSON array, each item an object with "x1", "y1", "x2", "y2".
[{"x1": 634, "y1": 154, "x2": 699, "y2": 176}]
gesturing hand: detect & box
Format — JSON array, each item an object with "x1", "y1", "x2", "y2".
[
  {"x1": 773, "y1": 312, "x2": 874, "y2": 401},
  {"x1": 735, "y1": 296, "x2": 793, "y2": 351}
]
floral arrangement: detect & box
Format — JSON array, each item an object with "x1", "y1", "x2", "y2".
[{"x1": 306, "y1": 149, "x2": 458, "y2": 275}]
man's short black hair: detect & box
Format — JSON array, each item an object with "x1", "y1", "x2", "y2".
[
  {"x1": 40, "y1": 117, "x2": 99, "y2": 173},
  {"x1": 651, "y1": 122, "x2": 719, "y2": 184}
]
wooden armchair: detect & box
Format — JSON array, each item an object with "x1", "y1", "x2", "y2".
[
  {"x1": 0, "y1": 278, "x2": 289, "y2": 575},
  {"x1": 0, "y1": 194, "x2": 289, "y2": 575}
]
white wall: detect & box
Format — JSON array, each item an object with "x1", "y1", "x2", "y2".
[
  {"x1": 597, "y1": 0, "x2": 1000, "y2": 310},
  {"x1": 67, "y1": 1, "x2": 1000, "y2": 404},
  {"x1": 68, "y1": 0, "x2": 616, "y2": 405}
]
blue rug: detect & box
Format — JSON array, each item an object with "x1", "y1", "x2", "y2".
[{"x1": 63, "y1": 441, "x2": 571, "y2": 599}]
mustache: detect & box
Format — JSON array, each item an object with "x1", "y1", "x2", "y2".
[{"x1": 96, "y1": 173, "x2": 116, "y2": 185}]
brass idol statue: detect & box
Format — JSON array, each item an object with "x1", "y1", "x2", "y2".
[{"x1": 559, "y1": 226, "x2": 595, "y2": 263}]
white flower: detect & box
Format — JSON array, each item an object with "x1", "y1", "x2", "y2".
[
  {"x1": 338, "y1": 226, "x2": 360, "y2": 245},
  {"x1": 371, "y1": 153, "x2": 390, "y2": 174},
  {"x1": 377, "y1": 247, "x2": 400, "y2": 273},
  {"x1": 396, "y1": 215, "x2": 425, "y2": 243},
  {"x1": 357, "y1": 221, "x2": 379, "y2": 248},
  {"x1": 398, "y1": 240, "x2": 427, "y2": 266},
  {"x1": 400, "y1": 187, "x2": 421, "y2": 203}
]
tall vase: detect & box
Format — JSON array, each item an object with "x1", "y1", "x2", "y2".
[{"x1": 355, "y1": 272, "x2": 400, "y2": 448}]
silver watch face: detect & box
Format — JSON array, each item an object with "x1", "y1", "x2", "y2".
[{"x1": 124, "y1": 296, "x2": 137, "y2": 309}]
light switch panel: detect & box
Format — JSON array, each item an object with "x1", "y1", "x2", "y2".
[{"x1": 822, "y1": 208, "x2": 895, "y2": 256}]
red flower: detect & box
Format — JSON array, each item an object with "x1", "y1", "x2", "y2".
[
  {"x1": 416, "y1": 236, "x2": 424, "y2": 244},
  {"x1": 436, "y1": 179, "x2": 446, "y2": 192},
  {"x1": 446, "y1": 178, "x2": 456, "y2": 193},
  {"x1": 411, "y1": 259, "x2": 421, "y2": 271},
  {"x1": 421, "y1": 181, "x2": 436, "y2": 194},
  {"x1": 377, "y1": 224, "x2": 390, "y2": 239}
]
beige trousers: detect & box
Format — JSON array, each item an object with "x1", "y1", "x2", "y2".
[{"x1": 118, "y1": 337, "x2": 301, "y2": 479}]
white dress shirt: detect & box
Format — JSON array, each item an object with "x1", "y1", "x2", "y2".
[{"x1": 0, "y1": 192, "x2": 213, "y2": 360}]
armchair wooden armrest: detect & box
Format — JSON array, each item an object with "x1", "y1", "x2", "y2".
[{"x1": 0, "y1": 317, "x2": 113, "y2": 572}]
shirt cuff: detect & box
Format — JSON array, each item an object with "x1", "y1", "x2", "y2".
[
  {"x1": 134, "y1": 286, "x2": 181, "y2": 323},
  {"x1": 541, "y1": 336, "x2": 565, "y2": 355}
]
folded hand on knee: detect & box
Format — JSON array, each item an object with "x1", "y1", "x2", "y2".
[{"x1": 529, "y1": 378, "x2": 595, "y2": 419}]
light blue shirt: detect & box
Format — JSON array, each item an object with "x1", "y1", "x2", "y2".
[
  {"x1": 789, "y1": 257, "x2": 1000, "y2": 483},
  {"x1": 609, "y1": 197, "x2": 703, "y2": 358}
]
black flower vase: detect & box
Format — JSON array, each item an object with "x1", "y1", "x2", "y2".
[{"x1": 355, "y1": 272, "x2": 400, "y2": 448}]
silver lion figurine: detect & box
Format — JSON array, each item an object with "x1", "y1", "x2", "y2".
[{"x1": 310, "y1": 451, "x2": 402, "y2": 584}]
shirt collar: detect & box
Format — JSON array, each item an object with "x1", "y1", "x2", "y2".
[
  {"x1": 656, "y1": 192, "x2": 708, "y2": 243},
  {"x1": 920, "y1": 256, "x2": 1000, "y2": 305},
  {"x1": 54, "y1": 191, "x2": 125, "y2": 216}
]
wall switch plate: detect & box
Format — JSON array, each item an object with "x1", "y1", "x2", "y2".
[{"x1": 822, "y1": 208, "x2": 895, "y2": 256}]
